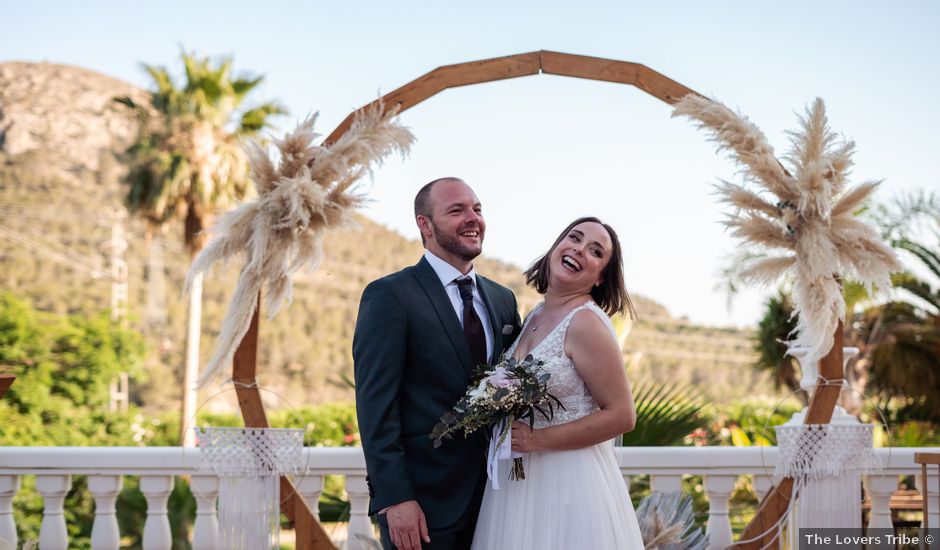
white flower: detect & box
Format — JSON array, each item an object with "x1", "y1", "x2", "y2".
[{"x1": 468, "y1": 379, "x2": 489, "y2": 402}]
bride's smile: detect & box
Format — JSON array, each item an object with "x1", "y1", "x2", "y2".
[{"x1": 548, "y1": 222, "x2": 611, "y2": 290}]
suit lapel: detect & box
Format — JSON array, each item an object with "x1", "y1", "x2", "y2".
[
  {"x1": 476, "y1": 276, "x2": 503, "y2": 363},
  {"x1": 413, "y1": 257, "x2": 475, "y2": 375}
]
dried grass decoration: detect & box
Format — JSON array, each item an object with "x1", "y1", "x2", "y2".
[
  {"x1": 185, "y1": 104, "x2": 414, "y2": 387},
  {"x1": 673, "y1": 96, "x2": 900, "y2": 367}
]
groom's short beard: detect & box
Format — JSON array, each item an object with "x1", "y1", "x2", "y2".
[{"x1": 431, "y1": 218, "x2": 482, "y2": 262}]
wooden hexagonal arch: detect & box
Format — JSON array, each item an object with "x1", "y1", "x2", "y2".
[{"x1": 232, "y1": 51, "x2": 844, "y2": 550}]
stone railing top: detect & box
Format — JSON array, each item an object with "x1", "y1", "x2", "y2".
[{"x1": 0, "y1": 446, "x2": 933, "y2": 477}]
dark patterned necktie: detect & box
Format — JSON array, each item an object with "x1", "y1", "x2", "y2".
[{"x1": 455, "y1": 278, "x2": 487, "y2": 366}]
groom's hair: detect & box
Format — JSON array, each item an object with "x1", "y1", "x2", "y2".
[
  {"x1": 414, "y1": 177, "x2": 464, "y2": 246},
  {"x1": 524, "y1": 216, "x2": 638, "y2": 320}
]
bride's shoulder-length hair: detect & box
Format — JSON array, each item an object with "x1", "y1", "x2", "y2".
[{"x1": 523, "y1": 216, "x2": 638, "y2": 320}]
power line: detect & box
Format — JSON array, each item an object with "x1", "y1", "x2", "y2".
[
  {"x1": 0, "y1": 223, "x2": 104, "y2": 278},
  {"x1": 0, "y1": 220, "x2": 106, "y2": 273},
  {"x1": 0, "y1": 203, "x2": 115, "y2": 223}
]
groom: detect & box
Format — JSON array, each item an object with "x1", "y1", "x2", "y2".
[{"x1": 353, "y1": 177, "x2": 521, "y2": 550}]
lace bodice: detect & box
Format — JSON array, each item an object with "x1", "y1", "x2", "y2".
[{"x1": 508, "y1": 301, "x2": 615, "y2": 428}]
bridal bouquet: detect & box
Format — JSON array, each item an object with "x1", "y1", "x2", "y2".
[{"x1": 430, "y1": 355, "x2": 562, "y2": 484}]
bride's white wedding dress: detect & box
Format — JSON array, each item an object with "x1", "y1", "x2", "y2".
[{"x1": 471, "y1": 301, "x2": 645, "y2": 549}]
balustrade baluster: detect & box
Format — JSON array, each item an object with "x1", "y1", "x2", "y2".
[
  {"x1": 704, "y1": 475, "x2": 736, "y2": 550},
  {"x1": 140, "y1": 475, "x2": 174, "y2": 550},
  {"x1": 88, "y1": 475, "x2": 122, "y2": 550},
  {"x1": 345, "y1": 475, "x2": 375, "y2": 550},
  {"x1": 864, "y1": 475, "x2": 897, "y2": 530},
  {"x1": 295, "y1": 475, "x2": 325, "y2": 521},
  {"x1": 752, "y1": 474, "x2": 773, "y2": 501},
  {"x1": 0, "y1": 475, "x2": 20, "y2": 549},
  {"x1": 190, "y1": 475, "x2": 219, "y2": 550},
  {"x1": 36, "y1": 474, "x2": 71, "y2": 550}
]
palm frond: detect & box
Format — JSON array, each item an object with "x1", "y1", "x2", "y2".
[
  {"x1": 239, "y1": 102, "x2": 288, "y2": 134},
  {"x1": 754, "y1": 290, "x2": 800, "y2": 393},
  {"x1": 231, "y1": 75, "x2": 265, "y2": 99},
  {"x1": 621, "y1": 381, "x2": 705, "y2": 446},
  {"x1": 891, "y1": 272, "x2": 940, "y2": 313},
  {"x1": 895, "y1": 238, "x2": 940, "y2": 281},
  {"x1": 865, "y1": 189, "x2": 940, "y2": 242},
  {"x1": 714, "y1": 248, "x2": 771, "y2": 306}
]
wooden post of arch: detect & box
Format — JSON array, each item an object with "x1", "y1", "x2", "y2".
[
  {"x1": 231, "y1": 50, "x2": 838, "y2": 548},
  {"x1": 0, "y1": 374, "x2": 13, "y2": 400}
]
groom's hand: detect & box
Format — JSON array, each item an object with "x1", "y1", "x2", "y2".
[{"x1": 387, "y1": 499, "x2": 430, "y2": 550}]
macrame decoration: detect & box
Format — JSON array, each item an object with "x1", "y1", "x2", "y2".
[
  {"x1": 672, "y1": 96, "x2": 900, "y2": 368},
  {"x1": 775, "y1": 346, "x2": 880, "y2": 546},
  {"x1": 184, "y1": 103, "x2": 414, "y2": 388},
  {"x1": 196, "y1": 426, "x2": 305, "y2": 549},
  {"x1": 775, "y1": 422, "x2": 880, "y2": 546}
]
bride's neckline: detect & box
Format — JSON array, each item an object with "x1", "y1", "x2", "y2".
[{"x1": 510, "y1": 300, "x2": 593, "y2": 361}]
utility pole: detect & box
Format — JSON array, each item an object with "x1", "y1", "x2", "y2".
[{"x1": 107, "y1": 208, "x2": 130, "y2": 413}]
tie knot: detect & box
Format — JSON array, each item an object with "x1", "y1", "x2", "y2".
[{"x1": 455, "y1": 277, "x2": 474, "y2": 301}]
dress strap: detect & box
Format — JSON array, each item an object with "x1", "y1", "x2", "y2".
[{"x1": 563, "y1": 301, "x2": 618, "y2": 340}]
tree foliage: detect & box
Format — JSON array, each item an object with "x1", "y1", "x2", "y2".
[
  {"x1": 0, "y1": 294, "x2": 148, "y2": 548},
  {"x1": 0, "y1": 293, "x2": 146, "y2": 445},
  {"x1": 753, "y1": 290, "x2": 800, "y2": 398},
  {"x1": 115, "y1": 49, "x2": 285, "y2": 252}
]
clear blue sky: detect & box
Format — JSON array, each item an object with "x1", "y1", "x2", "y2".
[{"x1": 5, "y1": 1, "x2": 938, "y2": 326}]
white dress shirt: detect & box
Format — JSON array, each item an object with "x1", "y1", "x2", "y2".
[{"x1": 424, "y1": 250, "x2": 494, "y2": 361}]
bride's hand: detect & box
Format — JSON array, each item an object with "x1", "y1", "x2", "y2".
[{"x1": 510, "y1": 420, "x2": 542, "y2": 452}]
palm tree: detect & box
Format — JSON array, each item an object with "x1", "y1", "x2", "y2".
[
  {"x1": 856, "y1": 238, "x2": 940, "y2": 419},
  {"x1": 753, "y1": 290, "x2": 802, "y2": 401},
  {"x1": 116, "y1": 51, "x2": 285, "y2": 445}
]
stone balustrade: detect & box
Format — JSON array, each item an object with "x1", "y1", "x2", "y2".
[{"x1": 0, "y1": 446, "x2": 935, "y2": 549}]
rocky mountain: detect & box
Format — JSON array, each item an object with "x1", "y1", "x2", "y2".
[{"x1": 0, "y1": 61, "x2": 772, "y2": 412}]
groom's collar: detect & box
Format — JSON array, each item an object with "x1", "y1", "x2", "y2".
[{"x1": 423, "y1": 250, "x2": 477, "y2": 287}]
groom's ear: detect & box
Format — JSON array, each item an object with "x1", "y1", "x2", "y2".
[{"x1": 416, "y1": 215, "x2": 433, "y2": 242}]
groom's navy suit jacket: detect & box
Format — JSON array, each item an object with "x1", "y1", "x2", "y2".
[{"x1": 353, "y1": 256, "x2": 522, "y2": 529}]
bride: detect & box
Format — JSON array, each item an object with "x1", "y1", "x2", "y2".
[{"x1": 471, "y1": 216, "x2": 645, "y2": 549}]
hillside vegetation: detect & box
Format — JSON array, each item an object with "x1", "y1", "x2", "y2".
[{"x1": 0, "y1": 61, "x2": 774, "y2": 413}]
